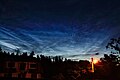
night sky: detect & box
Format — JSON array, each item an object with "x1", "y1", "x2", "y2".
[{"x1": 0, "y1": 0, "x2": 120, "y2": 60}]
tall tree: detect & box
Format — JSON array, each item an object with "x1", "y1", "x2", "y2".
[
  {"x1": 0, "y1": 47, "x2": 2, "y2": 53},
  {"x1": 106, "y1": 37, "x2": 120, "y2": 54},
  {"x1": 30, "y1": 51, "x2": 35, "y2": 57}
]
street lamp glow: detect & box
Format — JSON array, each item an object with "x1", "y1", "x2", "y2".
[
  {"x1": 93, "y1": 59, "x2": 98, "y2": 64},
  {"x1": 91, "y1": 58, "x2": 98, "y2": 73}
]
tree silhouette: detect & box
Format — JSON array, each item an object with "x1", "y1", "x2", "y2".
[
  {"x1": 14, "y1": 48, "x2": 21, "y2": 55},
  {"x1": 106, "y1": 37, "x2": 120, "y2": 54},
  {"x1": 99, "y1": 37, "x2": 120, "y2": 80},
  {"x1": 0, "y1": 47, "x2": 2, "y2": 53},
  {"x1": 100, "y1": 54, "x2": 120, "y2": 80},
  {"x1": 30, "y1": 51, "x2": 35, "y2": 57}
]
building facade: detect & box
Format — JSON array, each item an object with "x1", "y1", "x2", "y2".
[{"x1": 0, "y1": 61, "x2": 42, "y2": 79}]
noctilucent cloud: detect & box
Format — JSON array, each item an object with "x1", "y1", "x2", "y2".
[{"x1": 0, "y1": 0, "x2": 120, "y2": 60}]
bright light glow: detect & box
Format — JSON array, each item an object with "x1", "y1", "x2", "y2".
[{"x1": 93, "y1": 59, "x2": 98, "y2": 64}]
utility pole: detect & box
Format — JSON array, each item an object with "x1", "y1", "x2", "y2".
[
  {"x1": 91, "y1": 58, "x2": 94, "y2": 73},
  {"x1": 91, "y1": 57, "x2": 98, "y2": 80}
]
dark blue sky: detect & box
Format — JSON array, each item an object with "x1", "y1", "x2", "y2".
[{"x1": 0, "y1": 0, "x2": 120, "y2": 60}]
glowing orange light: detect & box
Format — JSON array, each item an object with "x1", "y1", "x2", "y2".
[{"x1": 93, "y1": 59, "x2": 98, "y2": 64}]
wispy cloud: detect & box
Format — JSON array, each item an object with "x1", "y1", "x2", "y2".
[
  {"x1": 0, "y1": 24, "x2": 120, "y2": 60},
  {"x1": 0, "y1": 41, "x2": 20, "y2": 49}
]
